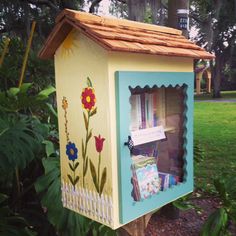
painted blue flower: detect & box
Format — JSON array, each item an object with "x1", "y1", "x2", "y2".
[{"x1": 66, "y1": 142, "x2": 78, "y2": 161}]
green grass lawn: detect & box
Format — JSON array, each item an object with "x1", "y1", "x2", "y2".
[
  {"x1": 194, "y1": 90, "x2": 236, "y2": 100},
  {"x1": 194, "y1": 101, "x2": 236, "y2": 192}
]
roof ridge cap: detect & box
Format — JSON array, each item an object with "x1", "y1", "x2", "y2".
[{"x1": 59, "y1": 9, "x2": 182, "y2": 36}]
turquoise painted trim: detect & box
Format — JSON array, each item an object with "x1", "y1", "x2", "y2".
[{"x1": 115, "y1": 71, "x2": 194, "y2": 224}]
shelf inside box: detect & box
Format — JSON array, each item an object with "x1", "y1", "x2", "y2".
[{"x1": 164, "y1": 126, "x2": 176, "y2": 133}]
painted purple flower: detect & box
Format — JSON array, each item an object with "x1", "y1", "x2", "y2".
[{"x1": 66, "y1": 142, "x2": 78, "y2": 161}]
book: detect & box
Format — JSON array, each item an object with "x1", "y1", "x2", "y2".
[
  {"x1": 153, "y1": 92, "x2": 158, "y2": 127},
  {"x1": 130, "y1": 91, "x2": 163, "y2": 131},
  {"x1": 132, "y1": 156, "x2": 160, "y2": 200},
  {"x1": 132, "y1": 141, "x2": 158, "y2": 157},
  {"x1": 146, "y1": 93, "x2": 154, "y2": 128},
  {"x1": 140, "y1": 93, "x2": 146, "y2": 129},
  {"x1": 130, "y1": 94, "x2": 141, "y2": 131},
  {"x1": 169, "y1": 174, "x2": 180, "y2": 187},
  {"x1": 158, "y1": 172, "x2": 170, "y2": 191}
]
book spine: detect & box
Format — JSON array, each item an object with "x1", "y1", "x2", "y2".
[
  {"x1": 148, "y1": 93, "x2": 154, "y2": 128},
  {"x1": 140, "y1": 93, "x2": 146, "y2": 129},
  {"x1": 153, "y1": 92, "x2": 158, "y2": 127},
  {"x1": 130, "y1": 95, "x2": 141, "y2": 131},
  {"x1": 137, "y1": 95, "x2": 142, "y2": 129},
  {"x1": 131, "y1": 164, "x2": 141, "y2": 201}
]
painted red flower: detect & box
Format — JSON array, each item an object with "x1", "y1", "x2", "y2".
[
  {"x1": 81, "y1": 87, "x2": 96, "y2": 111},
  {"x1": 94, "y1": 135, "x2": 105, "y2": 153}
]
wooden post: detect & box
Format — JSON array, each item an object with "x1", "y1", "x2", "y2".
[
  {"x1": 206, "y1": 69, "x2": 212, "y2": 93},
  {"x1": 18, "y1": 21, "x2": 36, "y2": 87},
  {"x1": 118, "y1": 213, "x2": 153, "y2": 236},
  {"x1": 196, "y1": 76, "x2": 201, "y2": 95}
]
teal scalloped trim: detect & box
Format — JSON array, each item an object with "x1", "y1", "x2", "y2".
[{"x1": 115, "y1": 71, "x2": 194, "y2": 224}]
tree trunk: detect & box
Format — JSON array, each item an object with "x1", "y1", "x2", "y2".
[
  {"x1": 168, "y1": 0, "x2": 189, "y2": 37},
  {"x1": 213, "y1": 53, "x2": 223, "y2": 98},
  {"x1": 159, "y1": 1, "x2": 165, "y2": 26},
  {"x1": 149, "y1": 0, "x2": 161, "y2": 24},
  {"x1": 61, "y1": 0, "x2": 78, "y2": 10},
  {"x1": 127, "y1": 0, "x2": 146, "y2": 22}
]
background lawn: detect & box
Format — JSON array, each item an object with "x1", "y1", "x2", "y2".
[
  {"x1": 194, "y1": 101, "x2": 236, "y2": 192},
  {"x1": 194, "y1": 90, "x2": 236, "y2": 101}
]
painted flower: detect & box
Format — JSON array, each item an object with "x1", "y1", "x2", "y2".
[
  {"x1": 94, "y1": 135, "x2": 105, "y2": 153},
  {"x1": 66, "y1": 142, "x2": 78, "y2": 161},
  {"x1": 81, "y1": 87, "x2": 96, "y2": 111},
  {"x1": 62, "y1": 97, "x2": 68, "y2": 110}
]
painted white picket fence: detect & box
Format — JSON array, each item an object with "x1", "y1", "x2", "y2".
[{"x1": 61, "y1": 180, "x2": 113, "y2": 226}]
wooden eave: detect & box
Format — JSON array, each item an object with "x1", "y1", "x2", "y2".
[{"x1": 39, "y1": 9, "x2": 215, "y2": 60}]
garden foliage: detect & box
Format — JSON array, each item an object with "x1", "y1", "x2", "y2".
[{"x1": 0, "y1": 37, "x2": 117, "y2": 235}]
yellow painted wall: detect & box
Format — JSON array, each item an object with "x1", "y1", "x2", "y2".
[{"x1": 55, "y1": 30, "x2": 117, "y2": 227}]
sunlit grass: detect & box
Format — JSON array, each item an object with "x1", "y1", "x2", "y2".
[{"x1": 194, "y1": 102, "x2": 236, "y2": 192}]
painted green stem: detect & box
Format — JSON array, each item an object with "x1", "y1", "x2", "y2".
[
  {"x1": 73, "y1": 160, "x2": 75, "y2": 188},
  {"x1": 98, "y1": 152, "x2": 101, "y2": 188},
  {"x1": 82, "y1": 110, "x2": 91, "y2": 187}
]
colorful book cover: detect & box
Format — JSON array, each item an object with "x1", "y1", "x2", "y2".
[
  {"x1": 169, "y1": 174, "x2": 180, "y2": 187},
  {"x1": 132, "y1": 156, "x2": 160, "y2": 199}
]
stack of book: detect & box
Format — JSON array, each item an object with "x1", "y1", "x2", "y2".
[
  {"x1": 158, "y1": 172, "x2": 180, "y2": 191},
  {"x1": 130, "y1": 92, "x2": 160, "y2": 131},
  {"x1": 131, "y1": 142, "x2": 160, "y2": 201},
  {"x1": 131, "y1": 156, "x2": 160, "y2": 200}
]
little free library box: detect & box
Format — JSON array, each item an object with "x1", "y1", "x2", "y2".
[{"x1": 39, "y1": 9, "x2": 214, "y2": 229}]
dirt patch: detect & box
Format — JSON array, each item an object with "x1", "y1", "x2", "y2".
[{"x1": 145, "y1": 196, "x2": 236, "y2": 236}]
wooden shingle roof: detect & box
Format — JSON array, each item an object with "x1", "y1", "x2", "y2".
[{"x1": 39, "y1": 9, "x2": 214, "y2": 60}]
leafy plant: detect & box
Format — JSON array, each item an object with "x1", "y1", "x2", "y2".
[
  {"x1": 0, "y1": 114, "x2": 47, "y2": 172},
  {"x1": 201, "y1": 174, "x2": 236, "y2": 236},
  {"x1": 172, "y1": 194, "x2": 195, "y2": 211},
  {"x1": 35, "y1": 141, "x2": 117, "y2": 236},
  {"x1": 0, "y1": 193, "x2": 36, "y2": 236},
  {"x1": 0, "y1": 83, "x2": 56, "y2": 120}
]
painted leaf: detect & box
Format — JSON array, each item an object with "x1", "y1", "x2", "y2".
[
  {"x1": 89, "y1": 160, "x2": 99, "y2": 193},
  {"x1": 74, "y1": 162, "x2": 79, "y2": 171},
  {"x1": 73, "y1": 176, "x2": 80, "y2": 186},
  {"x1": 82, "y1": 140, "x2": 85, "y2": 158},
  {"x1": 69, "y1": 163, "x2": 74, "y2": 171},
  {"x1": 87, "y1": 77, "x2": 93, "y2": 87},
  {"x1": 90, "y1": 107, "x2": 97, "y2": 117},
  {"x1": 84, "y1": 157, "x2": 88, "y2": 176},
  {"x1": 86, "y1": 130, "x2": 92, "y2": 143},
  {"x1": 83, "y1": 112, "x2": 88, "y2": 130},
  {"x1": 67, "y1": 174, "x2": 74, "y2": 186},
  {"x1": 99, "y1": 167, "x2": 107, "y2": 196}
]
